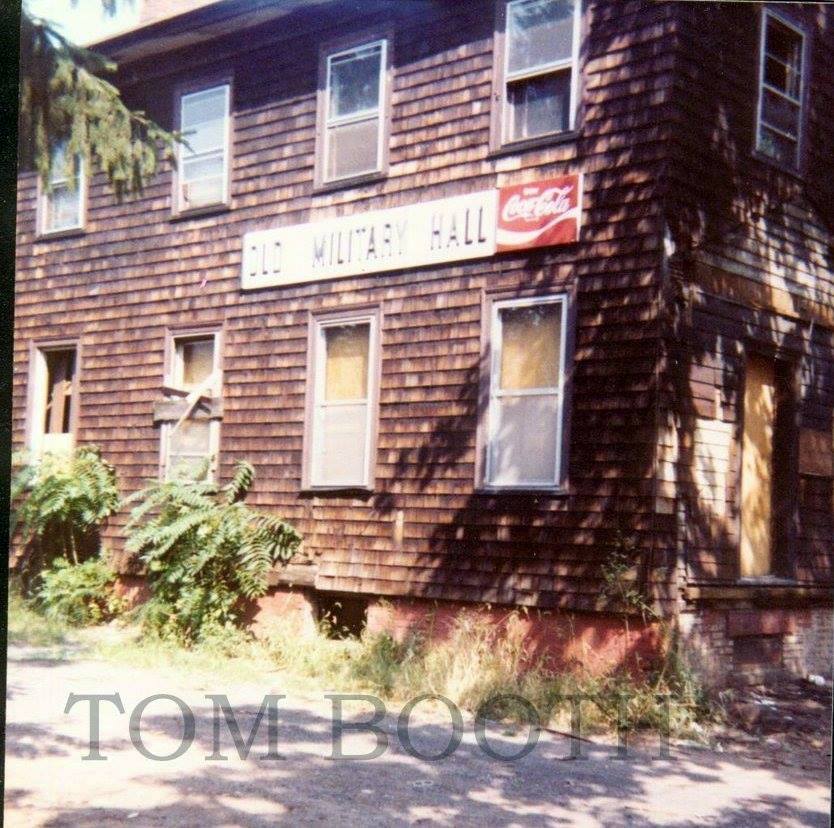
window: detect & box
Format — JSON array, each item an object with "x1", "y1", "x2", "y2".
[
  {"x1": 40, "y1": 145, "x2": 85, "y2": 234},
  {"x1": 307, "y1": 313, "x2": 378, "y2": 488},
  {"x1": 496, "y1": 0, "x2": 581, "y2": 145},
  {"x1": 161, "y1": 333, "x2": 221, "y2": 481},
  {"x1": 27, "y1": 345, "x2": 78, "y2": 458},
  {"x1": 756, "y1": 12, "x2": 806, "y2": 169},
  {"x1": 322, "y1": 40, "x2": 387, "y2": 183},
  {"x1": 177, "y1": 84, "x2": 230, "y2": 212},
  {"x1": 484, "y1": 296, "x2": 568, "y2": 488}
]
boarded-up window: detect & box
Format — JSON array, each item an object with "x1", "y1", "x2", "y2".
[
  {"x1": 163, "y1": 334, "x2": 220, "y2": 481},
  {"x1": 41, "y1": 145, "x2": 84, "y2": 234},
  {"x1": 756, "y1": 12, "x2": 805, "y2": 169},
  {"x1": 501, "y1": 0, "x2": 579, "y2": 143},
  {"x1": 740, "y1": 356, "x2": 776, "y2": 577},
  {"x1": 324, "y1": 41, "x2": 385, "y2": 181},
  {"x1": 486, "y1": 296, "x2": 567, "y2": 487},
  {"x1": 29, "y1": 346, "x2": 78, "y2": 458},
  {"x1": 310, "y1": 316, "x2": 377, "y2": 487},
  {"x1": 178, "y1": 84, "x2": 230, "y2": 211}
]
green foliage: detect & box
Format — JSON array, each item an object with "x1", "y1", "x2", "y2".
[
  {"x1": 600, "y1": 531, "x2": 658, "y2": 622},
  {"x1": 13, "y1": 447, "x2": 120, "y2": 583},
  {"x1": 19, "y1": 8, "x2": 180, "y2": 196},
  {"x1": 37, "y1": 556, "x2": 124, "y2": 626},
  {"x1": 125, "y1": 461, "x2": 301, "y2": 642}
]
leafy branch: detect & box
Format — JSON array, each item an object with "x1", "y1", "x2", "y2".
[{"x1": 19, "y1": 9, "x2": 181, "y2": 196}]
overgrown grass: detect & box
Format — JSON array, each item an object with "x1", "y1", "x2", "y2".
[
  {"x1": 258, "y1": 610, "x2": 718, "y2": 738},
  {"x1": 8, "y1": 591, "x2": 718, "y2": 739},
  {"x1": 7, "y1": 589, "x2": 75, "y2": 647}
]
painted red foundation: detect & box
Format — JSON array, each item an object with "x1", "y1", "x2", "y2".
[{"x1": 365, "y1": 597, "x2": 664, "y2": 676}]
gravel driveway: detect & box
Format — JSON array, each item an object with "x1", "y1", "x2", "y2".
[{"x1": 3, "y1": 643, "x2": 831, "y2": 827}]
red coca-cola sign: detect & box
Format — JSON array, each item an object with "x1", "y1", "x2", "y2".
[{"x1": 496, "y1": 174, "x2": 583, "y2": 252}]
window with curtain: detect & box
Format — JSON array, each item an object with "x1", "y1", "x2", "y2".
[
  {"x1": 178, "y1": 84, "x2": 230, "y2": 211},
  {"x1": 486, "y1": 296, "x2": 567, "y2": 487},
  {"x1": 324, "y1": 40, "x2": 386, "y2": 182},
  {"x1": 756, "y1": 12, "x2": 805, "y2": 169},
  {"x1": 310, "y1": 317, "x2": 376, "y2": 487},
  {"x1": 502, "y1": 0, "x2": 579, "y2": 142}
]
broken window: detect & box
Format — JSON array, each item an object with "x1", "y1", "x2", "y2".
[
  {"x1": 158, "y1": 333, "x2": 221, "y2": 481},
  {"x1": 28, "y1": 345, "x2": 78, "y2": 458}
]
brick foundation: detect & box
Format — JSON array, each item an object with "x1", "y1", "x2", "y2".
[
  {"x1": 679, "y1": 605, "x2": 834, "y2": 687},
  {"x1": 365, "y1": 596, "x2": 663, "y2": 676},
  {"x1": 244, "y1": 585, "x2": 318, "y2": 637}
]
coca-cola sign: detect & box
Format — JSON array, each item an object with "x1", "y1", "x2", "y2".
[{"x1": 496, "y1": 174, "x2": 583, "y2": 252}]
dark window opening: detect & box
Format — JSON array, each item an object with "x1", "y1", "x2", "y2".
[
  {"x1": 733, "y1": 635, "x2": 783, "y2": 668},
  {"x1": 316, "y1": 593, "x2": 368, "y2": 639},
  {"x1": 44, "y1": 349, "x2": 76, "y2": 435}
]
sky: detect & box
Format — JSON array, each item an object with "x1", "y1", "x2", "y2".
[{"x1": 25, "y1": 0, "x2": 141, "y2": 45}]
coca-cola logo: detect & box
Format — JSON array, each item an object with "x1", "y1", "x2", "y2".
[{"x1": 501, "y1": 186, "x2": 574, "y2": 224}]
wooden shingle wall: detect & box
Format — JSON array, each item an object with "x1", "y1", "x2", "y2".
[
  {"x1": 21, "y1": 1, "x2": 832, "y2": 615},
  {"x1": 662, "y1": 3, "x2": 834, "y2": 588}
]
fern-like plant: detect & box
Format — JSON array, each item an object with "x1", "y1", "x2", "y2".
[
  {"x1": 13, "y1": 447, "x2": 120, "y2": 586},
  {"x1": 125, "y1": 460, "x2": 301, "y2": 642},
  {"x1": 37, "y1": 555, "x2": 124, "y2": 626}
]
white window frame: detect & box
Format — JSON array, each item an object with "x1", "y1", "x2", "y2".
[
  {"x1": 755, "y1": 9, "x2": 807, "y2": 171},
  {"x1": 484, "y1": 294, "x2": 568, "y2": 489},
  {"x1": 39, "y1": 154, "x2": 86, "y2": 235},
  {"x1": 160, "y1": 331, "x2": 222, "y2": 482},
  {"x1": 501, "y1": 0, "x2": 582, "y2": 144},
  {"x1": 323, "y1": 39, "x2": 387, "y2": 183},
  {"x1": 26, "y1": 342, "x2": 79, "y2": 460},
  {"x1": 308, "y1": 312, "x2": 378, "y2": 489},
  {"x1": 177, "y1": 83, "x2": 231, "y2": 213}
]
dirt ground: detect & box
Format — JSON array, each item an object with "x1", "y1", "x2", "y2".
[{"x1": 3, "y1": 642, "x2": 832, "y2": 827}]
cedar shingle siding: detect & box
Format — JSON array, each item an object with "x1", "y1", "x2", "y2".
[{"x1": 13, "y1": 1, "x2": 834, "y2": 623}]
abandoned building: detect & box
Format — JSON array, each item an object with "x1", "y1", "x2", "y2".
[{"x1": 13, "y1": 0, "x2": 834, "y2": 685}]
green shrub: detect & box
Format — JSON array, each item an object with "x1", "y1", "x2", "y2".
[
  {"x1": 125, "y1": 460, "x2": 301, "y2": 643},
  {"x1": 37, "y1": 556, "x2": 124, "y2": 626},
  {"x1": 13, "y1": 446, "x2": 120, "y2": 585}
]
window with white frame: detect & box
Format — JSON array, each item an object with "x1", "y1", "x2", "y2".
[
  {"x1": 178, "y1": 84, "x2": 230, "y2": 211},
  {"x1": 485, "y1": 296, "x2": 567, "y2": 487},
  {"x1": 162, "y1": 333, "x2": 221, "y2": 481},
  {"x1": 309, "y1": 314, "x2": 377, "y2": 487},
  {"x1": 501, "y1": 0, "x2": 580, "y2": 143},
  {"x1": 323, "y1": 40, "x2": 386, "y2": 182},
  {"x1": 28, "y1": 345, "x2": 78, "y2": 458},
  {"x1": 756, "y1": 12, "x2": 806, "y2": 169},
  {"x1": 41, "y1": 145, "x2": 84, "y2": 233}
]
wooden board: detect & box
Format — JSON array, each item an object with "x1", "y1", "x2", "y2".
[{"x1": 740, "y1": 356, "x2": 775, "y2": 578}]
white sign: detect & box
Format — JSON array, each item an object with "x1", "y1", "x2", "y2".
[{"x1": 242, "y1": 190, "x2": 498, "y2": 290}]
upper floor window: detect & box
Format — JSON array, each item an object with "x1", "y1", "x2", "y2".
[
  {"x1": 756, "y1": 11, "x2": 806, "y2": 170},
  {"x1": 321, "y1": 39, "x2": 387, "y2": 183},
  {"x1": 495, "y1": 0, "x2": 581, "y2": 147},
  {"x1": 177, "y1": 84, "x2": 230, "y2": 212},
  {"x1": 40, "y1": 146, "x2": 85, "y2": 234}
]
